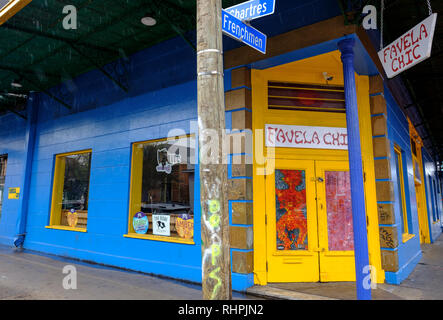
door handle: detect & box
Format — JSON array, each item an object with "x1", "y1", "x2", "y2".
[{"x1": 317, "y1": 177, "x2": 324, "y2": 182}]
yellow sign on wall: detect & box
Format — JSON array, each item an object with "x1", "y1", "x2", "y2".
[
  {"x1": 8, "y1": 187, "x2": 20, "y2": 199},
  {"x1": 0, "y1": 0, "x2": 31, "y2": 26}
]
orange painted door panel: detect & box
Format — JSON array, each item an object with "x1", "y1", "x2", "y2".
[{"x1": 265, "y1": 159, "x2": 320, "y2": 282}]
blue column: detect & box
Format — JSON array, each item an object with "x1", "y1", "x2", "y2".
[
  {"x1": 338, "y1": 38, "x2": 372, "y2": 300},
  {"x1": 14, "y1": 93, "x2": 38, "y2": 248}
]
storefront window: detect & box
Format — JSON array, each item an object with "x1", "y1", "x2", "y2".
[
  {"x1": 48, "y1": 150, "x2": 92, "y2": 231},
  {"x1": 0, "y1": 155, "x2": 7, "y2": 222},
  {"x1": 127, "y1": 135, "x2": 195, "y2": 243}
]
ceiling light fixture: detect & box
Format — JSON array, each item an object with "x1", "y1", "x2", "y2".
[
  {"x1": 11, "y1": 79, "x2": 22, "y2": 88},
  {"x1": 141, "y1": 16, "x2": 157, "y2": 27}
]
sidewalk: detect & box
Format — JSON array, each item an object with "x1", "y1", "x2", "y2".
[
  {"x1": 0, "y1": 245, "x2": 254, "y2": 300},
  {"x1": 1, "y1": 233, "x2": 441, "y2": 300},
  {"x1": 247, "y1": 234, "x2": 443, "y2": 300}
]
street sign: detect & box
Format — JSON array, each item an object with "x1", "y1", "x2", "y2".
[
  {"x1": 378, "y1": 13, "x2": 438, "y2": 78},
  {"x1": 222, "y1": 9, "x2": 267, "y2": 54},
  {"x1": 225, "y1": 0, "x2": 275, "y2": 22},
  {"x1": 0, "y1": 0, "x2": 31, "y2": 26}
]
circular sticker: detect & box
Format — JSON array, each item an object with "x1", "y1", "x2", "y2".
[
  {"x1": 67, "y1": 208, "x2": 78, "y2": 228},
  {"x1": 133, "y1": 212, "x2": 149, "y2": 234}
]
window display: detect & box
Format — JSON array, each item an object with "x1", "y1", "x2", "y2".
[
  {"x1": 49, "y1": 150, "x2": 92, "y2": 230},
  {"x1": 128, "y1": 135, "x2": 195, "y2": 243}
]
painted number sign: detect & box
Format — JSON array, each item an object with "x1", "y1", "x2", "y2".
[
  {"x1": 265, "y1": 124, "x2": 348, "y2": 150},
  {"x1": 378, "y1": 13, "x2": 438, "y2": 78},
  {"x1": 8, "y1": 187, "x2": 20, "y2": 199}
]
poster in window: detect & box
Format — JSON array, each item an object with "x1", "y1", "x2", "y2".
[
  {"x1": 133, "y1": 212, "x2": 149, "y2": 234},
  {"x1": 67, "y1": 208, "x2": 78, "y2": 228},
  {"x1": 176, "y1": 214, "x2": 194, "y2": 239},
  {"x1": 153, "y1": 214, "x2": 170, "y2": 236}
]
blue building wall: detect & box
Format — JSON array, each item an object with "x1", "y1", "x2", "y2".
[
  {"x1": 0, "y1": 34, "x2": 255, "y2": 291},
  {"x1": 0, "y1": 113, "x2": 27, "y2": 244},
  {"x1": 422, "y1": 150, "x2": 442, "y2": 243},
  {"x1": 383, "y1": 86, "x2": 422, "y2": 284}
]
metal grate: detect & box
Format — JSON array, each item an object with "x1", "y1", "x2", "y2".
[{"x1": 268, "y1": 81, "x2": 346, "y2": 113}]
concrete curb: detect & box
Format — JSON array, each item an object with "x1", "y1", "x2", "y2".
[{"x1": 246, "y1": 286, "x2": 338, "y2": 300}]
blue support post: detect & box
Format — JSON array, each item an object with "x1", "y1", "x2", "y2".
[
  {"x1": 338, "y1": 38, "x2": 372, "y2": 300},
  {"x1": 14, "y1": 93, "x2": 38, "y2": 248}
]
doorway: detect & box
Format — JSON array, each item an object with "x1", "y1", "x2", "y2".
[{"x1": 265, "y1": 159, "x2": 356, "y2": 282}]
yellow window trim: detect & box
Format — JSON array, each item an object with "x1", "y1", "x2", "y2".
[
  {"x1": 124, "y1": 233, "x2": 195, "y2": 245},
  {"x1": 394, "y1": 145, "x2": 409, "y2": 235},
  {"x1": 402, "y1": 233, "x2": 415, "y2": 243},
  {"x1": 49, "y1": 149, "x2": 92, "y2": 228},
  {"x1": 45, "y1": 225, "x2": 87, "y2": 233},
  {"x1": 127, "y1": 134, "x2": 195, "y2": 239}
]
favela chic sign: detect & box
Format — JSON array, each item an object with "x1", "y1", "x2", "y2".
[
  {"x1": 265, "y1": 124, "x2": 348, "y2": 150},
  {"x1": 378, "y1": 13, "x2": 438, "y2": 78}
]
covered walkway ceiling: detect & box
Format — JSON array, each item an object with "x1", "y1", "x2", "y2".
[
  {"x1": 0, "y1": 0, "x2": 442, "y2": 164},
  {"x1": 0, "y1": 0, "x2": 244, "y2": 115},
  {"x1": 381, "y1": 0, "x2": 443, "y2": 165}
]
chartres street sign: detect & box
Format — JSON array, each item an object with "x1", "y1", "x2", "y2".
[
  {"x1": 225, "y1": 0, "x2": 276, "y2": 22},
  {"x1": 222, "y1": 9, "x2": 267, "y2": 54},
  {"x1": 378, "y1": 13, "x2": 438, "y2": 78},
  {"x1": 265, "y1": 124, "x2": 348, "y2": 150}
]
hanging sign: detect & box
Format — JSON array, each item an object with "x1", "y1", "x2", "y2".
[
  {"x1": 225, "y1": 0, "x2": 276, "y2": 22},
  {"x1": 222, "y1": 9, "x2": 267, "y2": 54},
  {"x1": 265, "y1": 124, "x2": 348, "y2": 150},
  {"x1": 378, "y1": 13, "x2": 438, "y2": 78},
  {"x1": 8, "y1": 187, "x2": 20, "y2": 199},
  {"x1": 152, "y1": 214, "x2": 170, "y2": 236},
  {"x1": 133, "y1": 212, "x2": 149, "y2": 234}
]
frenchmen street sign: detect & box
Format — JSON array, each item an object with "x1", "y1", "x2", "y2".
[
  {"x1": 378, "y1": 13, "x2": 438, "y2": 78},
  {"x1": 222, "y1": 0, "x2": 275, "y2": 54}
]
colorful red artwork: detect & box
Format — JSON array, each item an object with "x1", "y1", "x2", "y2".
[
  {"x1": 325, "y1": 171, "x2": 354, "y2": 251},
  {"x1": 275, "y1": 169, "x2": 308, "y2": 250}
]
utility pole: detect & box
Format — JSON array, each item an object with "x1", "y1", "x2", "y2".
[{"x1": 196, "y1": 0, "x2": 232, "y2": 300}]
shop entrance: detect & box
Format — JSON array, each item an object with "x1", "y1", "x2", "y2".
[{"x1": 265, "y1": 159, "x2": 356, "y2": 282}]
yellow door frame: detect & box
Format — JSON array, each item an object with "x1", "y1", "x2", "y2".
[
  {"x1": 408, "y1": 119, "x2": 431, "y2": 243},
  {"x1": 251, "y1": 51, "x2": 385, "y2": 285}
]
